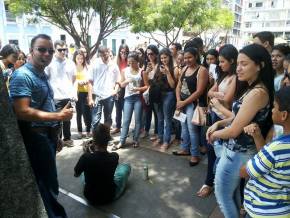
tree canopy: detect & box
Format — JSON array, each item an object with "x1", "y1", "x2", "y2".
[
  {"x1": 8, "y1": 0, "x2": 137, "y2": 59},
  {"x1": 129, "y1": 0, "x2": 234, "y2": 47}
]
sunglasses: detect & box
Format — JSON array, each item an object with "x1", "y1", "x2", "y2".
[
  {"x1": 147, "y1": 52, "x2": 154, "y2": 56},
  {"x1": 34, "y1": 47, "x2": 54, "y2": 55},
  {"x1": 57, "y1": 48, "x2": 68, "y2": 53}
]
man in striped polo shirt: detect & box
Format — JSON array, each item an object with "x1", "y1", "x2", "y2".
[{"x1": 240, "y1": 86, "x2": 290, "y2": 218}]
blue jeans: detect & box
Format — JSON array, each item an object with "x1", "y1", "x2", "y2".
[
  {"x1": 155, "y1": 91, "x2": 176, "y2": 144},
  {"x1": 91, "y1": 96, "x2": 114, "y2": 130},
  {"x1": 180, "y1": 103, "x2": 200, "y2": 157},
  {"x1": 120, "y1": 95, "x2": 142, "y2": 145},
  {"x1": 114, "y1": 163, "x2": 131, "y2": 199},
  {"x1": 23, "y1": 130, "x2": 67, "y2": 217},
  {"x1": 214, "y1": 147, "x2": 255, "y2": 218}
]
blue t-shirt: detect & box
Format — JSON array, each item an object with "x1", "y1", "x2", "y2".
[{"x1": 9, "y1": 63, "x2": 58, "y2": 127}]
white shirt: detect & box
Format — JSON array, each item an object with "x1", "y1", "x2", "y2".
[
  {"x1": 123, "y1": 67, "x2": 142, "y2": 98},
  {"x1": 45, "y1": 57, "x2": 76, "y2": 100},
  {"x1": 88, "y1": 58, "x2": 120, "y2": 99}
]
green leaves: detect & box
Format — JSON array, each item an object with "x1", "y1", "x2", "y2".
[{"x1": 129, "y1": 0, "x2": 234, "y2": 46}]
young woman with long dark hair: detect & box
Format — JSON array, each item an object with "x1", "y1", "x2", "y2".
[
  {"x1": 73, "y1": 50, "x2": 92, "y2": 138},
  {"x1": 207, "y1": 44, "x2": 274, "y2": 217},
  {"x1": 151, "y1": 48, "x2": 177, "y2": 151},
  {"x1": 111, "y1": 44, "x2": 130, "y2": 134}
]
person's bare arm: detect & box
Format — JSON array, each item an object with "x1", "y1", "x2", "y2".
[
  {"x1": 222, "y1": 75, "x2": 236, "y2": 108},
  {"x1": 177, "y1": 67, "x2": 208, "y2": 109},
  {"x1": 87, "y1": 80, "x2": 94, "y2": 107},
  {"x1": 208, "y1": 82, "x2": 218, "y2": 98},
  {"x1": 239, "y1": 165, "x2": 249, "y2": 179},
  {"x1": 209, "y1": 88, "x2": 269, "y2": 142},
  {"x1": 13, "y1": 98, "x2": 73, "y2": 122}
]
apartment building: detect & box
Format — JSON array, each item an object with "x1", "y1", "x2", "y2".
[
  {"x1": 223, "y1": 0, "x2": 244, "y2": 46},
  {"x1": 243, "y1": 0, "x2": 290, "y2": 43}
]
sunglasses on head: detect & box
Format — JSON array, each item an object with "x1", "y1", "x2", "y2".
[
  {"x1": 34, "y1": 47, "x2": 54, "y2": 55},
  {"x1": 57, "y1": 48, "x2": 68, "y2": 53}
]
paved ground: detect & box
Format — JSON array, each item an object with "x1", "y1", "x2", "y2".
[{"x1": 56, "y1": 114, "x2": 223, "y2": 218}]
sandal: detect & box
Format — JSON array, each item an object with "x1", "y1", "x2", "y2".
[
  {"x1": 160, "y1": 143, "x2": 169, "y2": 152},
  {"x1": 150, "y1": 135, "x2": 158, "y2": 141},
  {"x1": 111, "y1": 143, "x2": 123, "y2": 151},
  {"x1": 196, "y1": 185, "x2": 213, "y2": 198},
  {"x1": 153, "y1": 139, "x2": 162, "y2": 147},
  {"x1": 132, "y1": 142, "x2": 139, "y2": 148},
  {"x1": 172, "y1": 150, "x2": 190, "y2": 156}
]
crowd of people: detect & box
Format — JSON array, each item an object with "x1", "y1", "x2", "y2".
[{"x1": 1, "y1": 31, "x2": 290, "y2": 218}]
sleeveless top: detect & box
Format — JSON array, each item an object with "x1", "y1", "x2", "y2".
[
  {"x1": 180, "y1": 67, "x2": 207, "y2": 106},
  {"x1": 211, "y1": 75, "x2": 235, "y2": 119},
  {"x1": 124, "y1": 67, "x2": 142, "y2": 98},
  {"x1": 152, "y1": 69, "x2": 175, "y2": 93},
  {"x1": 224, "y1": 88, "x2": 271, "y2": 152}
]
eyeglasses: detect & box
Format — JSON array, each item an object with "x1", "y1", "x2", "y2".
[
  {"x1": 34, "y1": 47, "x2": 54, "y2": 55},
  {"x1": 57, "y1": 48, "x2": 68, "y2": 53},
  {"x1": 147, "y1": 52, "x2": 154, "y2": 56},
  {"x1": 120, "y1": 51, "x2": 127, "y2": 55}
]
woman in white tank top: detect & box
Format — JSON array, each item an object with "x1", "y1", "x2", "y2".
[{"x1": 112, "y1": 52, "x2": 149, "y2": 150}]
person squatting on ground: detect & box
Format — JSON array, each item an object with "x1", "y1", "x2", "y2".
[
  {"x1": 207, "y1": 43, "x2": 274, "y2": 218},
  {"x1": 74, "y1": 124, "x2": 131, "y2": 205},
  {"x1": 9, "y1": 34, "x2": 73, "y2": 217}
]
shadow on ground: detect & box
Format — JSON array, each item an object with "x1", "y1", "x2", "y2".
[{"x1": 56, "y1": 134, "x2": 219, "y2": 218}]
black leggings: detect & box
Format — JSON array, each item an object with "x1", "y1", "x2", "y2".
[{"x1": 76, "y1": 92, "x2": 92, "y2": 133}]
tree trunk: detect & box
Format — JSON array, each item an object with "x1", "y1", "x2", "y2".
[{"x1": 0, "y1": 72, "x2": 47, "y2": 218}]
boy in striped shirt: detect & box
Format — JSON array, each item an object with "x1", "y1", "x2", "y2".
[{"x1": 240, "y1": 86, "x2": 290, "y2": 218}]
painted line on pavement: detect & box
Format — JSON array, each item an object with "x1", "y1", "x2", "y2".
[{"x1": 59, "y1": 187, "x2": 120, "y2": 218}]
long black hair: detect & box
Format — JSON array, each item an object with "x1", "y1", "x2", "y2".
[
  {"x1": 202, "y1": 48, "x2": 219, "y2": 69},
  {"x1": 237, "y1": 44, "x2": 275, "y2": 137},
  {"x1": 144, "y1": 44, "x2": 159, "y2": 70},
  {"x1": 154, "y1": 48, "x2": 175, "y2": 83},
  {"x1": 217, "y1": 44, "x2": 238, "y2": 85}
]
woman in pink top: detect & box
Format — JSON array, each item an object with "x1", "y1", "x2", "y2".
[{"x1": 111, "y1": 44, "x2": 129, "y2": 134}]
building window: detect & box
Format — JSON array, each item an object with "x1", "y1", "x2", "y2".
[
  {"x1": 5, "y1": 3, "x2": 16, "y2": 22},
  {"x1": 121, "y1": 39, "x2": 126, "y2": 44},
  {"x1": 102, "y1": 39, "x2": 107, "y2": 47},
  {"x1": 245, "y1": 22, "x2": 252, "y2": 28},
  {"x1": 256, "y1": 2, "x2": 263, "y2": 7},
  {"x1": 88, "y1": 35, "x2": 92, "y2": 47},
  {"x1": 60, "y1": 35, "x2": 66, "y2": 42},
  {"x1": 112, "y1": 39, "x2": 116, "y2": 55},
  {"x1": 249, "y1": 3, "x2": 252, "y2": 8}
]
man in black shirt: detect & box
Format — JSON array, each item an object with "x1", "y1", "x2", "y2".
[{"x1": 74, "y1": 124, "x2": 131, "y2": 205}]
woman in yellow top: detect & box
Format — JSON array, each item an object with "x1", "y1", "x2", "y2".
[{"x1": 73, "y1": 50, "x2": 92, "y2": 138}]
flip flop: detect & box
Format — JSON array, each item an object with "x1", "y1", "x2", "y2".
[
  {"x1": 172, "y1": 151, "x2": 190, "y2": 156},
  {"x1": 196, "y1": 185, "x2": 213, "y2": 198}
]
